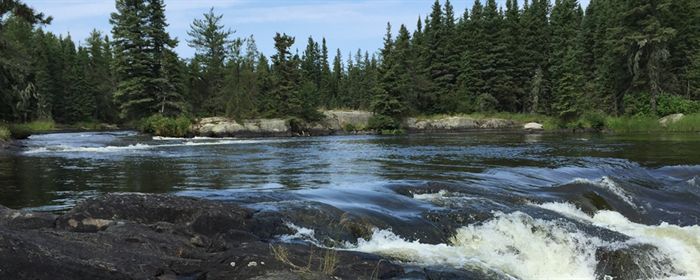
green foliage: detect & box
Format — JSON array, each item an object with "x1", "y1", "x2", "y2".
[
  {"x1": 605, "y1": 116, "x2": 661, "y2": 132},
  {"x1": 368, "y1": 115, "x2": 400, "y2": 130},
  {"x1": 624, "y1": 93, "x2": 700, "y2": 116},
  {"x1": 582, "y1": 112, "x2": 607, "y2": 130},
  {"x1": 0, "y1": 125, "x2": 10, "y2": 141},
  {"x1": 666, "y1": 114, "x2": 700, "y2": 132},
  {"x1": 6, "y1": 120, "x2": 55, "y2": 139},
  {"x1": 4, "y1": 0, "x2": 700, "y2": 131},
  {"x1": 187, "y1": 8, "x2": 233, "y2": 115},
  {"x1": 139, "y1": 115, "x2": 192, "y2": 137}
]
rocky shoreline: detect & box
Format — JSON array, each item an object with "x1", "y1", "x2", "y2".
[
  {"x1": 0, "y1": 193, "x2": 486, "y2": 280},
  {"x1": 191, "y1": 111, "x2": 536, "y2": 138}
]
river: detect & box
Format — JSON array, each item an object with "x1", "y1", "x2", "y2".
[{"x1": 1, "y1": 131, "x2": 699, "y2": 279}]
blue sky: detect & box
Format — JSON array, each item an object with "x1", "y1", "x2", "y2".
[{"x1": 25, "y1": 0, "x2": 589, "y2": 59}]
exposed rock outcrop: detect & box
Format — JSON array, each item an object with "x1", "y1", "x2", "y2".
[
  {"x1": 322, "y1": 110, "x2": 373, "y2": 131},
  {"x1": 190, "y1": 112, "x2": 528, "y2": 138},
  {"x1": 659, "y1": 113, "x2": 684, "y2": 127},
  {"x1": 192, "y1": 117, "x2": 292, "y2": 137},
  {"x1": 0, "y1": 194, "x2": 405, "y2": 280},
  {"x1": 524, "y1": 122, "x2": 544, "y2": 130},
  {"x1": 404, "y1": 116, "x2": 518, "y2": 131}
]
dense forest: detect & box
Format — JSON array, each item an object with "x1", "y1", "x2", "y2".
[{"x1": 1, "y1": 0, "x2": 700, "y2": 129}]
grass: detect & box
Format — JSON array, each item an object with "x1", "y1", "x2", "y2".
[
  {"x1": 666, "y1": 114, "x2": 700, "y2": 132},
  {"x1": 604, "y1": 116, "x2": 662, "y2": 133},
  {"x1": 0, "y1": 125, "x2": 10, "y2": 141},
  {"x1": 270, "y1": 244, "x2": 338, "y2": 276},
  {"x1": 603, "y1": 113, "x2": 700, "y2": 133},
  {"x1": 8, "y1": 120, "x2": 56, "y2": 139}
]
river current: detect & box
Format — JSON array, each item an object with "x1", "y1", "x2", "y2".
[{"x1": 1, "y1": 131, "x2": 699, "y2": 279}]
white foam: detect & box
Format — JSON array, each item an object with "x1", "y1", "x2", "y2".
[
  {"x1": 24, "y1": 139, "x2": 278, "y2": 154},
  {"x1": 571, "y1": 177, "x2": 638, "y2": 208},
  {"x1": 24, "y1": 144, "x2": 153, "y2": 154},
  {"x1": 346, "y1": 211, "x2": 605, "y2": 280},
  {"x1": 538, "y1": 202, "x2": 700, "y2": 279},
  {"x1": 412, "y1": 190, "x2": 450, "y2": 201},
  {"x1": 688, "y1": 176, "x2": 699, "y2": 188},
  {"x1": 277, "y1": 222, "x2": 320, "y2": 245},
  {"x1": 152, "y1": 136, "x2": 240, "y2": 141}
]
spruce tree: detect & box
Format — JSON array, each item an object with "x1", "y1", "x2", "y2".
[
  {"x1": 372, "y1": 23, "x2": 408, "y2": 123},
  {"x1": 187, "y1": 8, "x2": 233, "y2": 115},
  {"x1": 549, "y1": 0, "x2": 585, "y2": 119},
  {"x1": 110, "y1": 0, "x2": 152, "y2": 119},
  {"x1": 620, "y1": 0, "x2": 676, "y2": 115}
]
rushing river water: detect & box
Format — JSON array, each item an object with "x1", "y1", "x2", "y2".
[{"x1": 1, "y1": 131, "x2": 700, "y2": 279}]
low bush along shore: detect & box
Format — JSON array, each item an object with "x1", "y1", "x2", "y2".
[{"x1": 0, "y1": 120, "x2": 121, "y2": 141}]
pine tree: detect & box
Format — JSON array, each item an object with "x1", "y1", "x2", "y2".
[
  {"x1": 85, "y1": 30, "x2": 117, "y2": 122},
  {"x1": 520, "y1": 0, "x2": 551, "y2": 113},
  {"x1": 187, "y1": 8, "x2": 233, "y2": 115},
  {"x1": 372, "y1": 23, "x2": 408, "y2": 122},
  {"x1": 457, "y1": 0, "x2": 487, "y2": 112},
  {"x1": 330, "y1": 49, "x2": 344, "y2": 108},
  {"x1": 549, "y1": 0, "x2": 585, "y2": 119},
  {"x1": 317, "y1": 38, "x2": 332, "y2": 109},
  {"x1": 269, "y1": 33, "x2": 313, "y2": 119},
  {"x1": 145, "y1": 0, "x2": 183, "y2": 116},
  {"x1": 620, "y1": 0, "x2": 676, "y2": 115},
  {"x1": 110, "y1": 0, "x2": 152, "y2": 119}
]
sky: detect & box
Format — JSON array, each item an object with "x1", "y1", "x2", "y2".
[{"x1": 24, "y1": 0, "x2": 590, "y2": 59}]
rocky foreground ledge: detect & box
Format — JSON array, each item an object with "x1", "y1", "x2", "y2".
[{"x1": 0, "y1": 193, "x2": 479, "y2": 280}]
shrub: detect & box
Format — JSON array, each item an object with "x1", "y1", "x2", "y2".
[
  {"x1": 582, "y1": 111, "x2": 606, "y2": 130},
  {"x1": 624, "y1": 92, "x2": 700, "y2": 116},
  {"x1": 343, "y1": 123, "x2": 357, "y2": 132},
  {"x1": 0, "y1": 125, "x2": 10, "y2": 141},
  {"x1": 139, "y1": 115, "x2": 192, "y2": 137},
  {"x1": 368, "y1": 115, "x2": 400, "y2": 130},
  {"x1": 8, "y1": 125, "x2": 32, "y2": 139}
]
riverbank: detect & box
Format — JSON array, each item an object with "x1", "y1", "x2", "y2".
[
  {"x1": 169, "y1": 111, "x2": 700, "y2": 138},
  {"x1": 0, "y1": 120, "x2": 120, "y2": 142}
]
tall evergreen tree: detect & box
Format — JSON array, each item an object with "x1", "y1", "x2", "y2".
[
  {"x1": 187, "y1": 8, "x2": 233, "y2": 115},
  {"x1": 549, "y1": 0, "x2": 585, "y2": 118},
  {"x1": 372, "y1": 23, "x2": 408, "y2": 122},
  {"x1": 619, "y1": 0, "x2": 676, "y2": 114}
]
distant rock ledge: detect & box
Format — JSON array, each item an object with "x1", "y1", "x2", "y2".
[{"x1": 190, "y1": 111, "x2": 526, "y2": 138}]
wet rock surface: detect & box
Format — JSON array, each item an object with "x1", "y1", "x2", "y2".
[
  {"x1": 0, "y1": 193, "x2": 405, "y2": 280},
  {"x1": 0, "y1": 191, "x2": 691, "y2": 280}
]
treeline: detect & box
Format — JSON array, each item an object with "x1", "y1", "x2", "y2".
[{"x1": 1, "y1": 0, "x2": 700, "y2": 127}]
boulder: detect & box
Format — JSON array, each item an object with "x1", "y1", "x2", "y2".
[
  {"x1": 192, "y1": 117, "x2": 291, "y2": 137},
  {"x1": 524, "y1": 122, "x2": 544, "y2": 130},
  {"x1": 404, "y1": 116, "x2": 518, "y2": 131},
  {"x1": 480, "y1": 118, "x2": 516, "y2": 129},
  {"x1": 404, "y1": 116, "x2": 480, "y2": 131},
  {"x1": 659, "y1": 113, "x2": 684, "y2": 127},
  {"x1": 322, "y1": 110, "x2": 373, "y2": 131}
]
